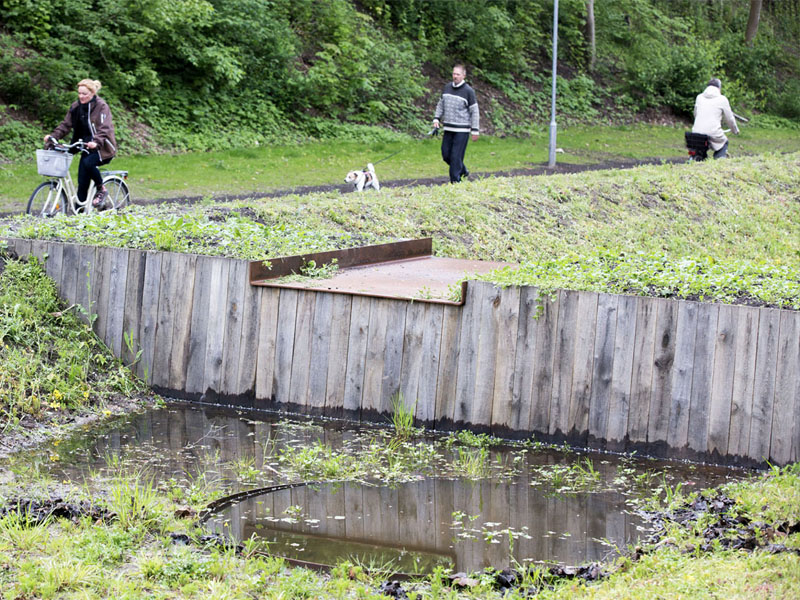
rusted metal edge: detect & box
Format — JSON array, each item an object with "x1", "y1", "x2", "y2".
[
  {"x1": 249, "y1": 238, "x2": 433, "y2": 283},
  {"x1": 254, "y1": 279, "x2": 469, "y2": 306}
]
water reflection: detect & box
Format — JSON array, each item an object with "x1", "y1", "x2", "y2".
[
  {"x1": 38, "y1": 402, "x2": 741, "y2": 573},
  {"x1": 205, "y1": 478, "x2": 640, "y2": 573}
]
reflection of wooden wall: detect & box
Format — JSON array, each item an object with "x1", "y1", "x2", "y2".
[
  {"x1": 8, "y1": 239, "x2": 799, "y2": 466},
  {"x1": 213, "y1": 478, "x2": 636, "y2": 572}
]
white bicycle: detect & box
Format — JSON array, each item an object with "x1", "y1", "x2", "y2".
[{"x1": 28, "y1": 139, "x2": 131, "y2": 217}]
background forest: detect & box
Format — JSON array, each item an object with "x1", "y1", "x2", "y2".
[{"x1": 1, "y1": 0, "x2": 799, "y2": 161}]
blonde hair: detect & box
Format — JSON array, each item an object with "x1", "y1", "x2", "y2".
[{"x1": 77, "y1": 79, "x2": 102, "y2": 94}]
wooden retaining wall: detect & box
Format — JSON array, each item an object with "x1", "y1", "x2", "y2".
[{"x1": 6, "y1": 239, "x2": 799, "y2": 466}]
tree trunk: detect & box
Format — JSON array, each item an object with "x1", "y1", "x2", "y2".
[
  {"x1": 586, "y1": 0, "x2": 596, "y2": 71},
  {"x1": 745, "y1": 0, "x2": 762, "y2": 44}
]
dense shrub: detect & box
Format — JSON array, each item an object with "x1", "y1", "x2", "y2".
[{"x1": 0, "y1": 0, "x2": 797, "y2": 158}]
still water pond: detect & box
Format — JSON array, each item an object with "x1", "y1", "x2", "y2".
[{"x1": 44, "y1": 402, "x2": 744, "y2": 573}]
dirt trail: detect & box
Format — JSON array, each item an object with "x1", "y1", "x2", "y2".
[{"x1": 137, "y1": 156, "x2": 687, "y2": 206}]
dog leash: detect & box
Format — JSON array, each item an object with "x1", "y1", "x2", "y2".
[
  {"x1": 363, "y1": 129, "x2": 439, "y2": 170},
  {"x1": 368, "y1": 148, "x2": 404, "y2": 168}
]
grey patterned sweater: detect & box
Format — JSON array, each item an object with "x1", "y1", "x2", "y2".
[{"x1": 434, "y1": 81, "x2": 479, "y2": 134}]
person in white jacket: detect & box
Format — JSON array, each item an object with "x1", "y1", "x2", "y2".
[{"x1": 692, "y1": 78, "x2": 739, "y2": 159}]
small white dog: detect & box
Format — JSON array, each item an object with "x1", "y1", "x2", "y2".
[{"x1": 344, "y1": 163, "x2": 380, "y2": 192}]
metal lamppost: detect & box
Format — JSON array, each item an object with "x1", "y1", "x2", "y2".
[{"x1": 548, "y1": 0, "x2": 559, "y2": 168}]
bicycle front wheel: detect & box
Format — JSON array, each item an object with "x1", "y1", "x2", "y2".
[
  {"x1": 27, "y1": 181, "x2": 67, "y2": 217},
  {"x1": 102, "y1": 176, "x2": 130, "y2": 210}
]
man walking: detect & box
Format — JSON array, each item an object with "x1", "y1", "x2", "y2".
[{"x1": 432, "y1": 64, "x2": 479, "y2": 183}]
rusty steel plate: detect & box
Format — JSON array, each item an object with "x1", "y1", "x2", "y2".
[{"x1": 249, "y1": 239, "x2": 514, "y2": 305}]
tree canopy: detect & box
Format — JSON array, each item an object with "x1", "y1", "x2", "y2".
[{"x1": 1, "y1": 0, "x2": 798, "y2": 158}]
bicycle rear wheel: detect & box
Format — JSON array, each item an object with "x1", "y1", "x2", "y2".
[
  {"x1": 27, "y1": 181, "x2": 67, "y2": 217},
  {"x1": 102, "y1": 176, "x2": 130, "y2": 210}
]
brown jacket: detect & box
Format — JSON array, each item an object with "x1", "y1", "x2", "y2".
[{"x1": 50, "y1": 95, "x2": 117, "y2": 161}]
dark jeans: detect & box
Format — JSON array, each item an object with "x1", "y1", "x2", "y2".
[
  {"x1": 441, "y1": 131, "x2": 470, "y2": 183},
  {"x1": 77, "y1": 150, "x2": 111, "y2": 203},
  {"x1": 713, "y1": 140, "x2": 729, "y2": 159}
]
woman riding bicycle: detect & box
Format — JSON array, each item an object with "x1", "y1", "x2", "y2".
[{"x1": 44, "y1": 78, "x2": 117, "y2": 210}]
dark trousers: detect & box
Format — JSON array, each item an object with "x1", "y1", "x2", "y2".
[
  {"x1": 77, "y1": 150, "x2": 110, "y2": 203},
  {"x1": 441, "y1": 131, "x2": 470, "y2": 183},
  {"x1": 713, "y1": 140, "x2": 729, "y2": 159}
]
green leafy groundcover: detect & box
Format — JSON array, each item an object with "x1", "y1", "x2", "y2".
[
  {"x1": 0, "y1": 256, "x2": 141, "y2": 426},
  {"x1": 3, "y1": 151, "x2": 800, "y2": 310}
]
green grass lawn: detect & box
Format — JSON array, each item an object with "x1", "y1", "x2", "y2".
[{"x1": 2, "y1": 124, "x2": 800, "y2": 212}]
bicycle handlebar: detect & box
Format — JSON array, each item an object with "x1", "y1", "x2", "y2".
[{"x1": 44, "y1": 137, "x2": 90, "y2": 153}]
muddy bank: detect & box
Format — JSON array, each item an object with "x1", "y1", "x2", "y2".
[{"x1": 0, "y1": 393, "x2": 153, "y2": 462}]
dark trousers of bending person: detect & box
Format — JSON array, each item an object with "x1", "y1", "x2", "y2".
[{"x1": 441, "y1": 131, "x2": 470, "y2": 183}]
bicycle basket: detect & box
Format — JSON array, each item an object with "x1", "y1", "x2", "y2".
[{"x1": 36, "y1": 149, "x2": 73, "y2": 177}]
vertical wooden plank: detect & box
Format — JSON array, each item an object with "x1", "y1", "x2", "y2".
[
  {"x1": 151, "y1": 252, "x2": 178, "y2": 389},
  {"x1": 748, "y1": 309, "x2": 779, "y2": 462},
  {"x1": 511, "y1": 287, "x2": 540, "y2": 433},
  {"x1": 168, "y1": 253, "x2": 198, "y2": 391},
  {"x1": 137, "y1": 252, "x2": 163, "y2": 383},
  {"x1": 105, "y1": 248, "x2": 130, "y2": 357},
  {"x1": 434, "y1": 304, "x2": 462, "y2": 425},
  {"x1": 707, "y1": 304, "x2": 738, "y2": 457},
  {"x1": 343, "y1": 296, "x2": 371, "y2": 416},
  {"x1": 380, "y1": 301, "x2": 407, "y2": 413},
  {"x1": 307, "y1": 292, "x2": 334, "y2": 411},
  {"x1": 75, "y1": 244, "x2": 96, "y2": 327},
  {"x1": 324, "y1": 294, "x2": 352, "y2": 416},
  {"x1": 666, "y1": 301, "x2": 698, "y2": 451},
  {"x1": 93, "y1": 247, "x2": 112, "y2": 341},
  {"x1": 471, "y1": 284, "x2": 501, "y2": 428},
  {"x1": 121, "y1": 250, "x2": 146, "y2": 368},
  {"x1": 44, "y1": 241, "x2": 63, "y2": 290},
  {"x1": 588, "y1": 294, "x2": 618, "y2": 445},
  {"x1": 647, "y1": 299, "x2": 678, "y2": 445},
  {"x1": 454, "y1": 282, "x2": 486, "y2": 425},
  {"x1": 30, "y1": 240, "x2": 47, "y2": 265},
  {"x1": 185, "y1": 256, "x2": 214, "y2": 395},
  {"x1": 9, "y1": 238, "x2": 31, "y2": 258},
  {"x1": 202, "y1": 258, "x2": 231, "y2": 397},
  {"x1": 221, "y1": 260, "x2": 248, "y2": 395},
  {"x1": 568, "y1": 291, "x2": 598, "y2": 441},
  {"x1": 416, "y1": 304, "x2": 444, "y2": 424},
  {"x1": 289, "y1": 290, "x2": 315, "y2": 408},
  {"x1": 529, "y1": 293, "x2": 559, "y2": 435},
  {"x1": 727, "y1": 307, "x2": 759, "y2": 458},
  {"x1": 235, "y1": 270, "x2": 262, "y2": 396},
  {"x1": 606, "y1": 295, "x2": 637, "y2": 449},
  {"x1": 362, "y1": 299, "x2": 390, "y2": 416},
  {"x1": 60, "y1": 243, "x2": 80, "y2": 307},
  {"x1": 490, "y1": 285, "x2": 521, "y2": 433},
  {"x1": 254, "y1": 287, "x2": 280, "y2": 402},
  {"x1": 687, "y1": 303, "x2": 720, "y2": 453},
  {"x1": 5, "y1": 238, "x2": 16, "y2": 256},
  {"x1": 770, "y1": 310, "x2": 800, "y2": 465},
  {"x1": 273, "y1": 288, "x2": 298, "y2": 405},
  {"x1": 399, "y1": 301, "x2": 427, "y2": 413},
  {"x1": 627, "y1": 297, "x2": 657, "y2": 444},
  {"x1": 549, "y1": 289, "x2": 579, "y2": 437}
]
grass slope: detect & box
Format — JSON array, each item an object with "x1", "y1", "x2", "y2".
[{"x1": 4, "y1": 151, "x2": 800, "y2": 308}]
